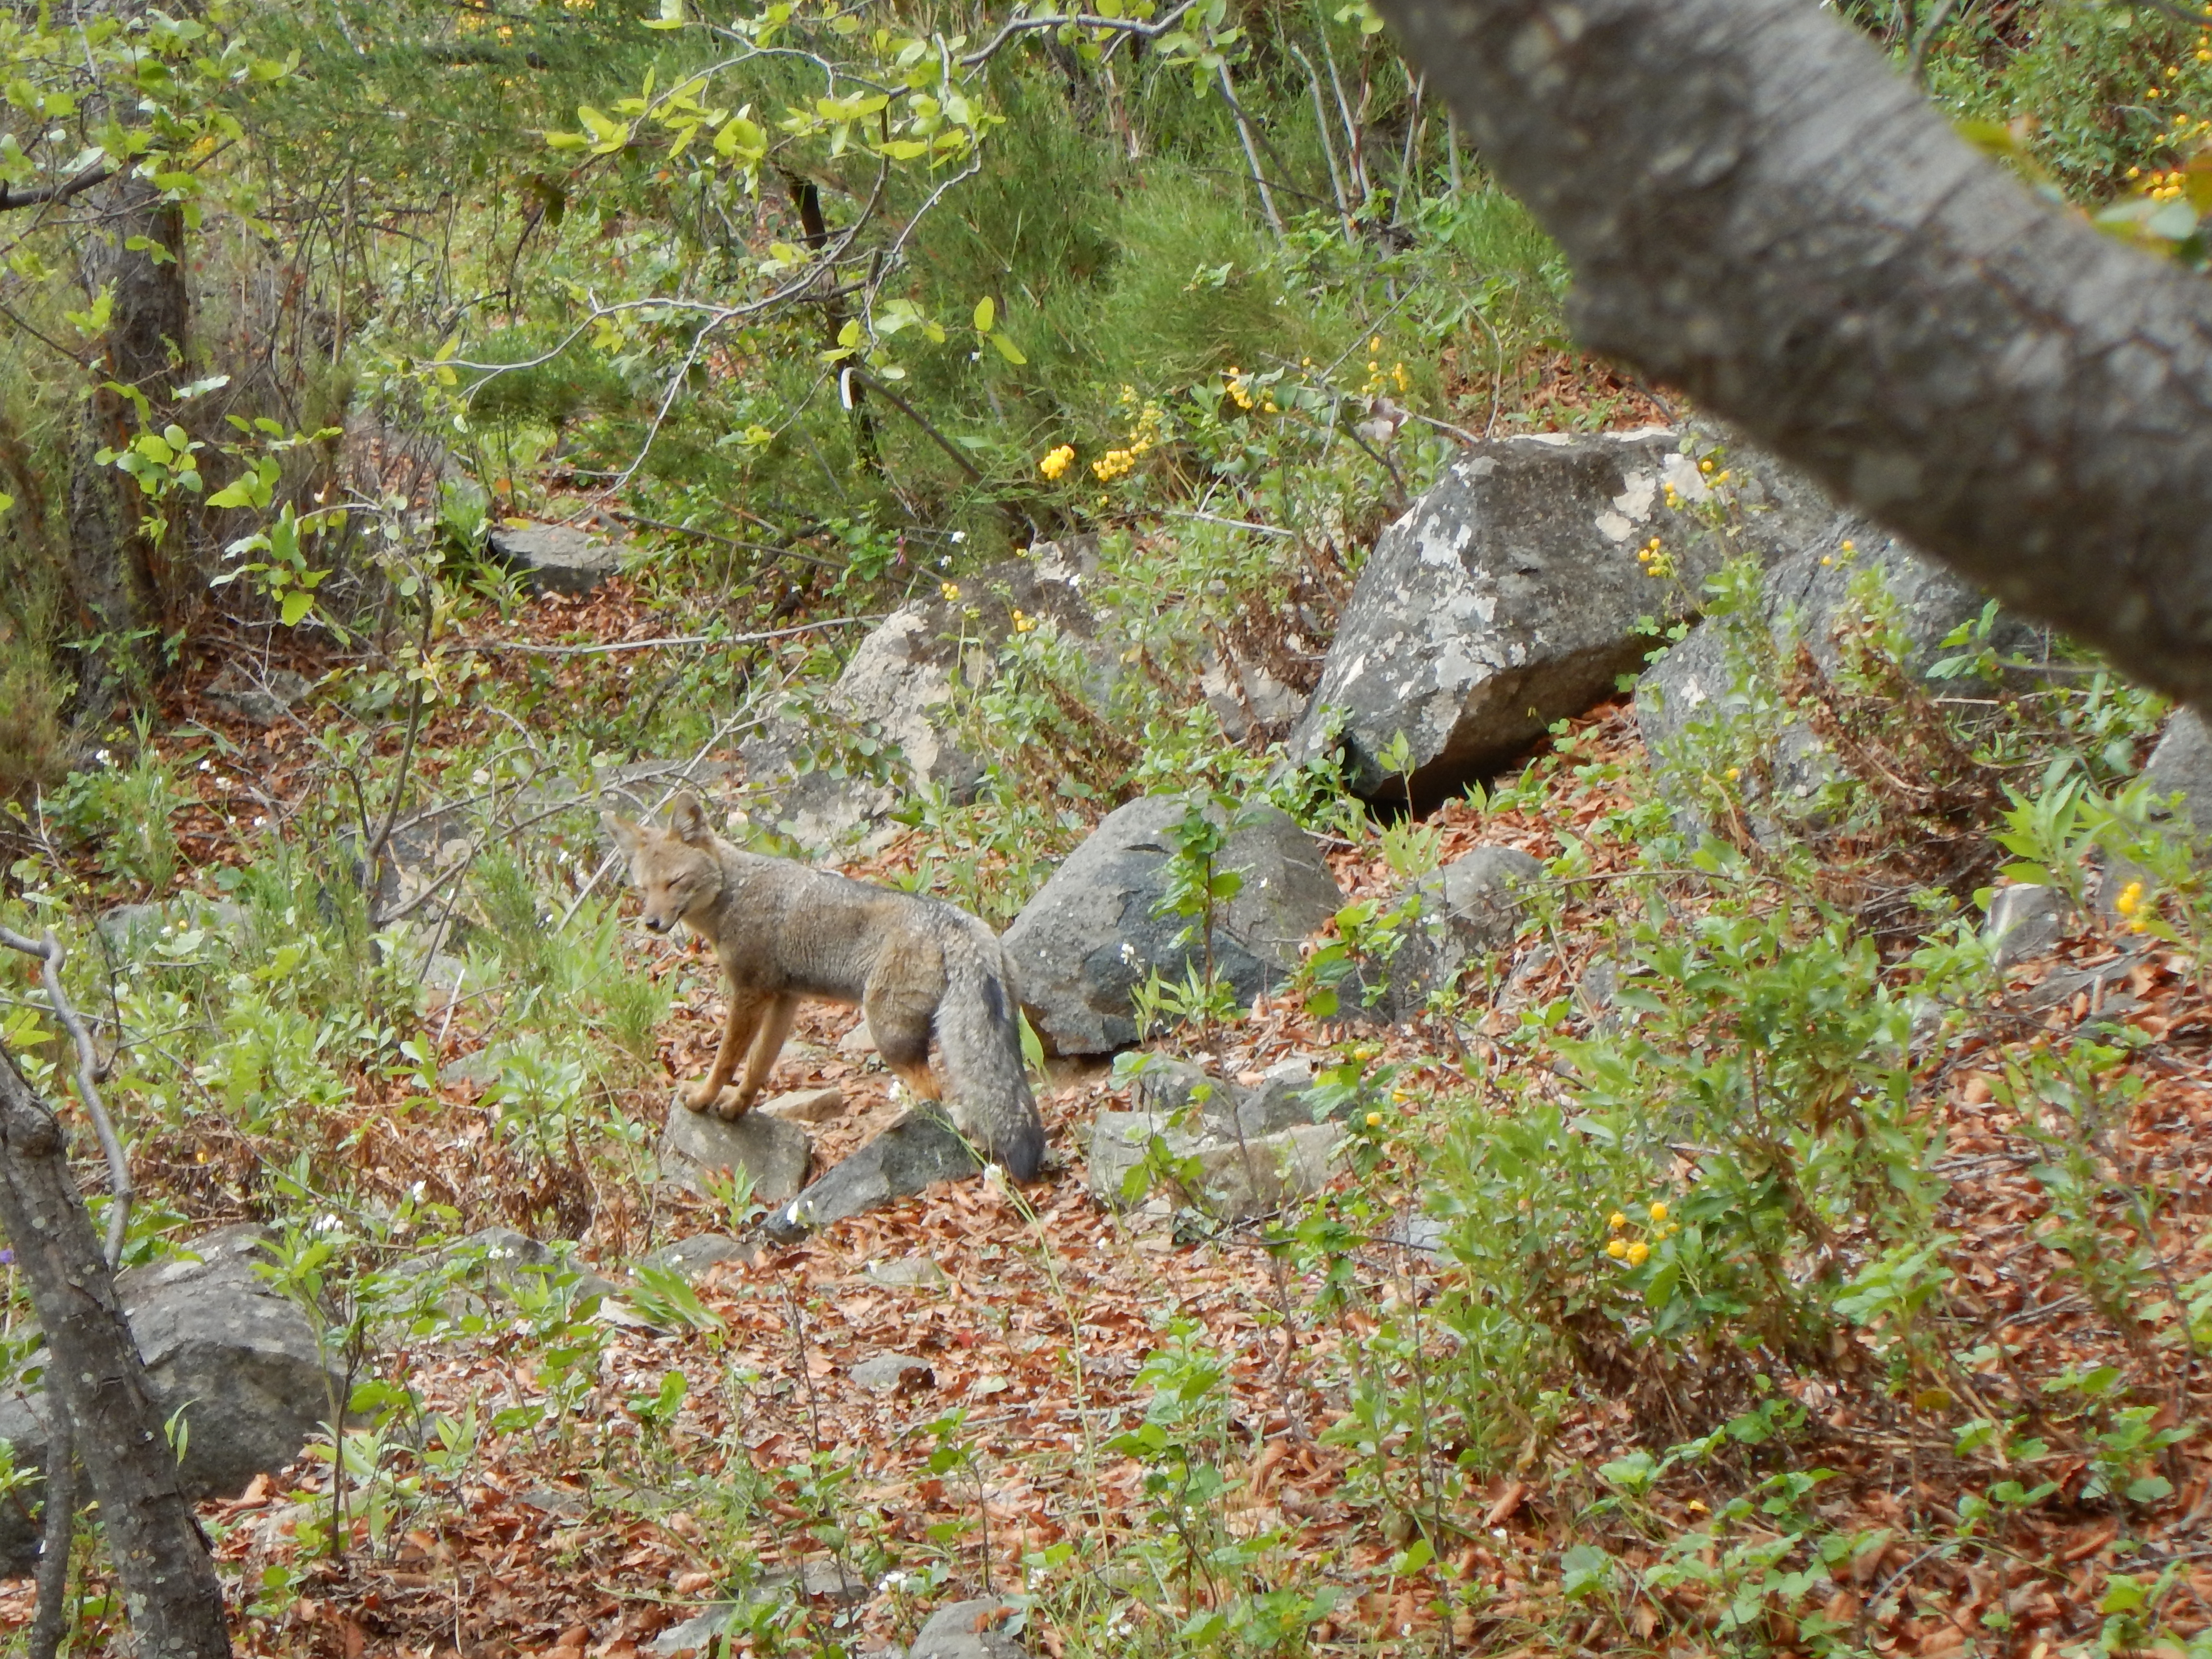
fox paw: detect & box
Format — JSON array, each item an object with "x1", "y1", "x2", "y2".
[
  {"x1": 683, "y1": 1082, "x2": 724, "y2": 1112},
  {"x1": 711, "y1": 1086, "x2": 755, "y2": 1120}
]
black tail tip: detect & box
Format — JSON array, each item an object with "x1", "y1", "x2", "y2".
[{"x1": 994, "y1": 1121, "x2": 1046, "y2": 1182}]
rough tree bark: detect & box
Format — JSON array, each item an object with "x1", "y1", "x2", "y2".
[
  {"x1": 1371, "y1": 0, "x2": 2212, "y2": 707},
  {"x1": 64, "y1": 173, "x2": 187, "y2": 712},
  {"x1": 0, "y1": 1047, "x2": 230, "y2": 1659}
]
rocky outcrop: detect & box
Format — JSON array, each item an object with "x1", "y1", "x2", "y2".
[
  {"x1": 1286, "y1": 427, "x2": 1839, "y2": 807},
  {"x1": 741, "y1": 540, "x2": 1100, "y2": 850},
  {"x1": 1001, "y1": 793, "x2": 1344, "y2": 1054},
  {"x1": 761, "y1": 1110, "x2": 981, "y2": 1243}
]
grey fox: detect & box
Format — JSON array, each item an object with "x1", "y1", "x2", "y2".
[{"x1": 603, "y1": 793, "x2": 1045, "y2": 1180}]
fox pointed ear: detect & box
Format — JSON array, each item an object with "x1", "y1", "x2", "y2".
[
  {"x1": 601, "y1": 810, "x2": 644, "y2": 859},
  {"x1": 668, "y1": 791, "x2": 712, "y2": 846}
]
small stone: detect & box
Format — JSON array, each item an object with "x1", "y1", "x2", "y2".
[
  {"x1": 1183, "y1": 1123, "x2": 1347, "y2": 1220},
  {"x1": 1086, "y1": 1112, "x2": 1198, "y2": 1209},
  {"x1": 762, "y1": 1110, "x2": 978, "y2": 1242},
  {"x1": 838, "y1": 1022, "x2": 880, "y2": 1058},
  {"x1": 1205, "y1": 1058, "x2": 1315, "y2": 1140},
  {"x1": 1986, "y1": 883, "x2": 2067, "y2": 971},
  {"x1": 205, "y1": 666, "x2": 313, "y2": 725},
  {"x1": 909, "y1": 1599, "x2": 1025, "y2": 1659},
  {"x1": 864, "y1": 1256, "x2": 950, "y2": 1290},
  {"x1": 759, "y1": 1085, "x2": 845, "y2": 1124},
  {"x1": 660, "y1": 1097, "x2": 813, "y2": 1205},
  {"x1": 644, "y1": 1233, "x2": 753, "y2": 1280},
  {"x1": 800, "y1": 1557, "x2": 871, "y2": 1604},
  {"x1": 437, "y1": 1047, "x2": 505, "y2": 1089},
  {"x1": 851, "y1": 1354, "x2": 935, "y2": 1392}
]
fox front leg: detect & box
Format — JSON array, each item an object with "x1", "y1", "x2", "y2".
[
  {"x1": 716, "y1": 995, "x2": 797, "y2": 1120},
  {"x1": 690, "y1": 989, "x2": 767, "y2": 1113}
]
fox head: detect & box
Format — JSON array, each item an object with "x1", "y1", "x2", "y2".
[{"x1": 602, "y1": 792, "x2": 722, "y2": 937}]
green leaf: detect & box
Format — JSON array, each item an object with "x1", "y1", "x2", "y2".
[
  {"x1": 279, "y1": 590, "x2": 314, "y2": 626},
  {"x1": 989, "y1": 331, "x2": 1027, "y2": 365},
  {"x1": 972, "y1": 296, "x2": 995, "y2": 333}
]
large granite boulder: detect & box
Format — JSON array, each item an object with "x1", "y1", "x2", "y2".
[
  {"x1": 1001, "y1": 793, "x2": 1344, "y2": 1055},
  {"x1": 742, "y1": 541, "x2": 1100, "y2": 851},
  {"x1": 1286, "y1": 427, "x2": 1838, "y2": 806},
  {"x1": 1637, "y1": 524, "x2": 2041, "y2": 826},
  {"x1": 0, "y1": 1225, "x2": 340, "y2": 1574}
]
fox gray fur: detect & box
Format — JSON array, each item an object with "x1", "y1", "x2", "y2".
[{"x1": 602, "y1": 792, "x2": 1045, "y2": 1180}]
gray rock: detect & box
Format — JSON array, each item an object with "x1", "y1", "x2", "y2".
[
  {"x1": 758, "y1": 1086, "x2": 845, "y2": 1124},
  {"x1": 205, "y1": 666, "x2": 313, "y2": 725},
  {"x1": 850, "y1": 1353, "x2": 936, "y2": 1392},
  {"x1": 2144, "y1": 707, "x2": 2212, "y2": 838},
  {"x1": 1286, "y1": 427, "x2": 1839, "y2": 805},
  {"x1": 1388, "y1": 845, "x2": 1546, "y2": 1016},
  {"x1": 94, "y1": 896, "x2": 247, "y2": 958},
  {"x1": 487, "y1": 521, "x2": 625, "y2": 595},
  {"x1": 742, "y1": 541, "x2": 1100, "y2": 850},
  {"x1": 1987, "y1": 884, "x2": 2068, "y2": 971},
  {"x1": 910, "y1": 1599, "x2": 1025, "y2": 1659},
  {"x1": 661, "y1": 1100, "x2": 813, "y2": 1205},
  {"x1": 430, "y1": 1226, "x2": 623, "y2": 1310},
  {"x1": 1129, "y1": 1054, "x2": 1228, "y2": 1120},
  {"x1": 1637, "y1": 527, "x2": 2039, "y2": 830},
  {"x1": 864, "y1": 1256, "x2": 951, "y2": 1290},
  {"x1": 437, "y1": 1046, "x2": 505, "y2": 1089},
  {"x1": 0, "y1": 1225, "x2": 343, "y2": 1575},
  {"x1": 652, "y1": 1603, "x2": 747, "y2": 1656},
  {"x1": 644, "y1": 1233, "x2": 753, "y2": 1280},
  {"x1": 1202, "y1": 1058, "x2": 1317, "y2": 1141},
  {"x1": 1086, "y1": 1112, "x2": 1199, "y2": 1208},
  {"x1": 1184, "y1": 1123, "x2": 1347, "y2": 1220},
  {"x1": 762, "y1": 1110, "x2": 980, "y2": 1243},
  {"x1": 1002, "y1": 793, "x2": 1344, "y2": 1055}
]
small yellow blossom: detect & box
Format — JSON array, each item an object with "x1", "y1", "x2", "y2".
[
  {"x1": 1686, "y1": 1499, "x2": 1708, "y2": 1514},
  {"x1": 1649, "y1": 1201, "x2": 1669, "y2": 1223},
  {"x1": 1663, "y1": 1224, "x2": 1680, "y2": 1238},
  {"x1": 1393, "y1": 362, "x2": 1410, "y2": 393},
  {"x1": 1626, "y1": 1241, "x2": 1650, "y2": 1267},
  {"x1": 1699, "y1": 458, "x2": 1715, "y2": 474},
  {"x1": 1606, "y1": 1238, "x2": 1628, "y2": 1260},
  {"x1": 1725, "y1": 766, "x2": 1741, "y2": 782},
  {"x1": 1093, "y1": 448, "x2": 1136, "y2": 481},
  {"x1": 2116, "y1": 879, "x2": 2145, "y2": 917},
  {"x1": 1840, "y1": 539, "x2": 1856, "y2": 553},
  {"x1": 1011, "y1": 608, "x2": 1036, "y2": 634},
  {"x1": 1819, "y1": 555, "x2": 1833, "y2": 566},
  {"x1": 1038, "y1": 444, "x2": 1075, "y2": 481},
  {"x1": 1608, "y1": 1210, "x2": 1627, "y2": 1231},
  {"x1": 1365, "y1": 1110, "x2": 1383, "y2": 1128},
  {"x1": 1370, "y1": 335, "x2": 1382, "y2": 353},
  {"x1": 940, "y1": 581, "x2": 962, "y2": 601}
]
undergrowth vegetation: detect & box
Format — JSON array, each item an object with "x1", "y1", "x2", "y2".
[{"x1": 0, "y1": 0, "x2": 2211, "y2": 1654}]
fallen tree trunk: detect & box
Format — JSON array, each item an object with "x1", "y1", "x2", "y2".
[{"x1": 1373, "y1": 0, "x2": 2212, "y2": 706}]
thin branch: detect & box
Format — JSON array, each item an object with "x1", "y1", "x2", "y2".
[
  {"x1": 841, "y1": 369, "x2": 985, "y2": 481},
  {"x1": 0, "y1": 930, "x2": 131, "y2": 1269},
  {"x1": 0, "y1": 164, "x2": 112, "y2": 214},
  {"x1": 467, "y1": 614, "x2": 885, "y2": 657},
  {"x1": 958, "y1": 0, "x2": 1204, "y2": 67}
]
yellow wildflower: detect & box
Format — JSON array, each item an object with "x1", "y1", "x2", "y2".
[
  {"x1": 1725, "y1": 766, "x2": 1741, "y2": 782},
  {"x1": 1606, "y1": 1238, "x2": 1627, "y2": 1260},
  {"x1": 1393, "y1": 362, "x2": 1410, "y2": 393},
  {"x1": 1649, "y1": 1201, "x2": 1669, "y2": 1223},
  {"x1": 1093, "y1": 448, "x2": 1136, "y2": 481},
  {"x1": 1038, "y1": 444, "x2": 1075, "y2": 481},
  {"x1": 2116, "y1": 879, "x2": 2144, "y2": 917},
  {"x1": 1365, "y1": 1110, "x2": 1382, "y2": 1128},
  {"x1": 1608, "y1": 1211, "x2": 1627, "y2": 1231},
  {"x1": 940, "y1": 581, "x2": 961, "y2": 601},
  {"x1": 1011, "y1": 608, "x2": 1036, "y2": 634},
  {"x1": 1626, "y1": 1241, "x2": 1650, "y2": 1267}
]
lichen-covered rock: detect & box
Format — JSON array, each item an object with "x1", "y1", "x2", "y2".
[
  {"x1": 1002, "y1": 793, "x2": 1343, "y2": 1055},
  {"x1": 1286, "y1": 427, "x2": 1838, "y2": 805}
]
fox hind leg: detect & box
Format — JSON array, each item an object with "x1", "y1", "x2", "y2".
[{"x1": 866, "y1": 974, "x2": 943, "y2": 1103}]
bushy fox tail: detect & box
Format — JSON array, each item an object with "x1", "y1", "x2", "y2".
[{"x1": 935, "y1": 925, "x2": 1045, "y2": 1180}]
